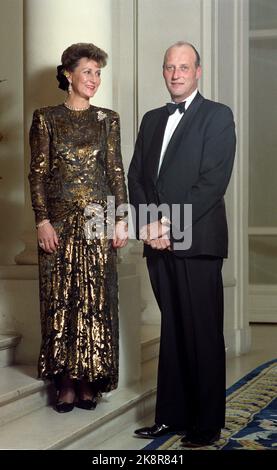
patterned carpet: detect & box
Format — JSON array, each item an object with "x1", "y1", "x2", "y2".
[{"x1": 143, "y1": 359, "x2": 277, "y2": 450}]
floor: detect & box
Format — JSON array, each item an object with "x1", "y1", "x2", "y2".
[
  {"x1": 94, "y1": 323, "x2": 277, "y2": 450},
  {"x1": 226, "y1": 323, "x2": 277, "y2": 387}
]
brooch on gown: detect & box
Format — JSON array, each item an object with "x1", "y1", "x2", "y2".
[{"x1": 97, "y1": 110, "x2": 107, "y2": 121}]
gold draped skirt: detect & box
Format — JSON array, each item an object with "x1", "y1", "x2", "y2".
[{"x1": 38, "y1": 206, "x2": 119, "y2": 393}]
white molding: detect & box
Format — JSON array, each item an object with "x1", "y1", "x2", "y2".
[
  {"x1": 0, "y1": 265, "x2": 38, "y2": 280},
  {"x1": 133, "y1": 0, "x2": 138, "y2": 138},
  {"x1": 223, "y1": 277, "x2": 237, "y2": 288},
  {"x1": 200, "y1": 0, "x2": 212, "y2": 97},
  {"x1": 249, "y1": 284, "x2": 277, "y2": 323},
  {"x1": 225, "y1": 326, "x2": 251, "y2": 357},
  {"x1": 199, "y1": 0, "x2": 219, "y2": 100},
  {"x1": 202, "y1": 0, "x2": 249, "y2": 355},
  {"x1": 250, "y1": 29, "x2": 277, "y2": 40},
  {"x1": 213, "y1": 0, "x2": 219, "y2": 101},
  {"x1": 233, "y1": 0, "x2": 249, "y2": 335},
  {"x1": 248, "y1": 227, "x2": 277, "y2": 236}
]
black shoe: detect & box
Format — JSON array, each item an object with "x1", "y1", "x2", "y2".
[
  {"x1": 134, "y1": 423, "x2": 174, "y2": 439},
  {"x1": 182, "y1": 430, "x2": 221, "y2": 447},
  {"x1": 55, "y1": 401, "x2": 75, "y2": 413},
  {"x1": 75, "y1": 398, "x2": 97, "y2": 410}
]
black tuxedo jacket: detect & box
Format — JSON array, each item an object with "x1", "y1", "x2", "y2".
[{"x1": 128, "y1": 92, "x2": 236, "y2": 258}]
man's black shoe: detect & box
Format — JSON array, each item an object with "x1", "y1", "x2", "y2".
[
  {"x1": 134, "y1": 423, "x2": 173, "y2": 439},
  {"x1": 181, "y1": 430, "x2": 221, "y2": 447}
]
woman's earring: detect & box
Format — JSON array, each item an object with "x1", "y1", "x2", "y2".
[{"x1": 68, "y1": 82, "x2": 72, "y2": 94}]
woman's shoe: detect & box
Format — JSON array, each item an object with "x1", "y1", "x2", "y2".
[
  {"x1": 75, "y1": 398, "x2": 97, "y2": 410},
  {"x1": 55, "y1": 401, "x2": 75, "y2": 413},
  {"x1": 75, "y1": 378, "x2": 98, "y2": 410},
  {"x1": 54, "y1": 375, "x2": 76, "y2": 413}
]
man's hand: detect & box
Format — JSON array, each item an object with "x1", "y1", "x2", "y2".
[
  {"x1": 140, "y1": 220, "x2": 171, "y2": 250},
  {"x1": 140, "y1": 220, "x2": 169, "y2": 241},
  {"x1": 149, "y1": 234, "x2": 171, "y2": 250}
]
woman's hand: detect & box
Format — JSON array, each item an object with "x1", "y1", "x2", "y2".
[
  {"x1": 37, "y1": 220, "x2": 59, "y2": 253},
  {"x1": 112, "y1": 221, "x2": 128, "y2": 249}
]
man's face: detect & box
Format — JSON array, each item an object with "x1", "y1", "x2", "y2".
[{"x1": 163, "y1": 45, "x2": 202, "y2": 103}]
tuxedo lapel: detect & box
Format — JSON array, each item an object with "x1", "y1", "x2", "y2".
[
  {"x1": 146, "y1": 107, "x2": 169, "y2": 183},
  {"x1": 158, "y1": 92, "x2": 204, "y2": 178}
]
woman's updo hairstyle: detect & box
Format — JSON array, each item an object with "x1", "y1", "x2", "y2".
[{"x1": 56, "y1": 42, "x2": 108, "y2": 91}]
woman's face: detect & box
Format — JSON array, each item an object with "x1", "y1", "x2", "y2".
[{"x1": 68, "y1": 57, "x2": 101, "y2": 99}]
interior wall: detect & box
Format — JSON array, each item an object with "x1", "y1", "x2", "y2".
[
  {"x1": 137, "y1": 0, "x2": 202, "y2": 119},
  {"x1": 0, "y1": 0, "x2": 115, "y2": 266},
  {"x1": 116, "y1": 0, "x2": 250, "y2": 355},
  {"x1": 21, "y1": 0, "x2": 114, "y2": 249},
  {"x1": 249, "y1": 33, "x2": 277, "y2": 285},
  {"x1": 248, "y1": 0, "x2": 277, "y2": 322},
  {"x1": 0, "y1": 0, "x2": 24, "y2": 264},
  {"x1": 249, "y1": 41, "x2": 277, "y2": 230},
  {"x1": 0, "y1": 0, "x2": 250, "y2": 357},
  {"x1": 249, "y1": 0, "x2": 277, "y2": 29}
]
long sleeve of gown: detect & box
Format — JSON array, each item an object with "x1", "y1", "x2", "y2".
[
  {"x1": 105, "y1": 113, "x2": 128, "y2": 221},
  {"x1": 28, "y1": 109, "x2": 51, "y2": 224}
]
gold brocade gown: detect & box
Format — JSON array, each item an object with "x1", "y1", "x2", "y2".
[{"x1": 29, "y1": 104, "x2": 127, "y2": 392}]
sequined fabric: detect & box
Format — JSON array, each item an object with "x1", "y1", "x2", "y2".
[{"x1": 29, "y1": 104, "x2": 127, "y2": 391}]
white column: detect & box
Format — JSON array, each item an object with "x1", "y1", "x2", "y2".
[
  {"x1": 0, "y1": 0, "x2": 24, "y2": 265},
  {"x1": 16, "y1": 0, "x2": 113, "y2": 264},
  {"x1": 10, "y1": 0, "x2": 142, "y2": 386},
  {"x1": 117, "y1": 0, "x2": 250, "y2": 356},
  {"x1": 216, "y1": 0, "x2": 251, "y2": 356}
]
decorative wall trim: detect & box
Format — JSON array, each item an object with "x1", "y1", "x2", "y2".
[
  {"x1": 250, "y1": 28, "x2": 277, "y2": 40},
  {"x1": 249, "y1": 227, "x2": 277, "y2": 236},
  {"x1": 223, "y1": 277, "x2": 237, "y2": 288},
  {"x1": 225, "y1": 326, "x2": 251, "y2": 357},
  {"x1": 200, "y1": 0, "x2": 218, "y2": 101},
  {"x1": 200, "y1": 0, "x2": 212, "y2": 98},
  {"x1": 233, "y1": 0, "x2": 249, "y2": 332},
  {"x1": 133, "y1": 0, "x2": 139, "y2": 139},
  {"x1": 0, "y1": 265, "x2": 38, "y2": 280},
  {"x1": 213, "y1": 0, "x2": 219, "y2": 101},
  {"x1": 249, "y1": 284, "x2": 277, "y2": 323}
]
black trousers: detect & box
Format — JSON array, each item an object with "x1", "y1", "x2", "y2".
[{"x1": 147, "y1": 252, "x2": 226, "y2": 433}]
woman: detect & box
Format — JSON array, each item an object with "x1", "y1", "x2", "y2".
[{"x1": 29, "y1": 43, "x2": 128, "y2": 413}]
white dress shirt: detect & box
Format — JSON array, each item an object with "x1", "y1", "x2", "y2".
[{"x1": 157, "y1": 88, "x2": 198, "y2": 175}]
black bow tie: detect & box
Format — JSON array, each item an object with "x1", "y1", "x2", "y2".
[{"x1": 166, "y1": 101, "x2": 186, "y2": 115}]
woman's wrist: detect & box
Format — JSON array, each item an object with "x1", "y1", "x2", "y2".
[{"x1": 36, "y1": 219, "x2": 50, "y2": 229}]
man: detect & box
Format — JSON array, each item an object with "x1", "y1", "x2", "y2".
[{"x1": 128, "y1": 42, "x2": 236, "y2": 447}]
